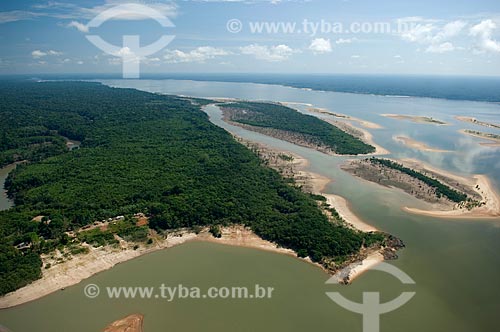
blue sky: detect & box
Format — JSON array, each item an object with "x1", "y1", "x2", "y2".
[{"x1": 1, "y1": 0, "x2": 500, "y2": 76}]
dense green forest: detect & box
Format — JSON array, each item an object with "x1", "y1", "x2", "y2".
[
  {"x1": 369, "y1": 158, "x2": 468, "y2": 203},
  {"x1": 220, "y1": 101, "x2": 375, "y2": 155},
  {"x1": 0, "y1": 81, "x2": 384, "y2": 295}
]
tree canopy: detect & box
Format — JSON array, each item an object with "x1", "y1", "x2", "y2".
[{"x1": 0, "y1": 82, "x2": 382, "y2": 295}]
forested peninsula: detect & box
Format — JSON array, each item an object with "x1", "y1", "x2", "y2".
[
  {"x1": 220, "y1": 101, "x2": 375, "y2": 155},
  {"x1": 0, "y1": 81, "x2": 386, "y2": 296}
]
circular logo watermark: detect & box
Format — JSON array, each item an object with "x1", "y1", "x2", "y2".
[
  {"x1": 326, "y1": 262, "x2": 416, "y2": 332},
  {"x1": 226, "y1": 19, "x2": 243, "y2": 34},
  {"x1": 84, "y1": 283, "x2": 100, "y2": 299},
  {"x1": 85, "y1": 3, "x2": 175, "y2": 79}
]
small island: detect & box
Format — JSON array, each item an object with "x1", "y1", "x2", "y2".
[
  {"x1": 459, "y1": 129, "x2": 500, "y2": 147},
  {"x1": 455, "y1": 116, "x2": 500, "y2": 130},
  {"x1": 381, "y1": 114, "x2": 447, "y2": 125},
  {"x1": 342, "y1": 158, "x2": 500, "y2": 218},
  {"x1": 304, "y1": 107, "x2": 382, "y2": 129},
  {"x1": 104, "y1": 314, "x2": 144, "y2": 332},
  {"x1": 219, "y1": 101, "x2": 376, "y2": 155}
]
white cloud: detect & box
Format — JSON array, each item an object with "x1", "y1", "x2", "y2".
[
  {"x1": 470, "y1": 19, "x2": 500, "y2": 53},
  {"x1": 31, "y1": 50, "x2": 46, "y2": 59},
  {"x1": 32, "y1": 49, "x2": 62, "y2": 59},
  {"x1": 425, "y1": 42, "x2": 455, "y2": 53},
  {"x1": 80, "y1": 2, "x2": 178, "y2": 22},
  {"x1": 164, "y1": 46, "x2": 229, "y2": 63},
  {"x1": 397, "y1": 16, "x2": 439, "y2": 24},
  {"x1": 437, "y1": 21, "x2": 467, "y2": 42},
  {"x1": 400, "y1": 23, "x2": 435, "y2": 43},
  {"x1": 47, "y1": 50, "x2": 62, "y2": 56},
  {"x1": 0, "y1": 1, "x2": 178, "y2": 24},
  {"x1": 398, "y1": 18, "x2": 467, "y2": 53},
  {"x1": 67, "y1": 21, "x2": 88, "y2": 33},
  {"x1": 0, "y1": 10, "x2": 42, "y2": 23},
  {"x1": 309, "y1": 38, "x2": 332, "y2": 54},
  {"x1": 187, "y1": 0, "x2": 289, "y2": 3},
  {"x1": 350, "y1": 55, "x2": 360, "y2": 59},
  {"x1": 240, "y1": 44, "x2": 296, "y2": 61},
  {"x1": 335, "y1": 38, "x2": 355, "y2": 44}
]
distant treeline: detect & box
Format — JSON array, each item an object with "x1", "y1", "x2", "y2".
[
  {"x1": 0, "y1": 82, "x2": 383, "y2": 295},
  {"x1": 222, "y1": 101, "x2": 375, "y2": 155},
  {"x1": 369, "y1": 158, "x2": 468, "y2": 203}
]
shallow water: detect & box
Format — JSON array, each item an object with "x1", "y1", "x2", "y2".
[{"x1": 0, "y1": 80, "x2": 499, "y2": 332}]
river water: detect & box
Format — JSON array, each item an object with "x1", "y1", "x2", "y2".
[
  {"x1": 0, "y1": 164, "x2": 15, "y2": 211},
  {"x1": 0, "y1": 80, "x2": 499, "y2": 332}
]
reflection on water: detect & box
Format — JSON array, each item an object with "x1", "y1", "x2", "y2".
[{"x1": 0, "y1": 80, "x2": 499, "y2": 332}]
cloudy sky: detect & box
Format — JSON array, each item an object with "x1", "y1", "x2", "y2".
[{"x1": 1, "y1": 0, "x2": 500, "y2": 76}]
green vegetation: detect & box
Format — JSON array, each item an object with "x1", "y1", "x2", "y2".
[
  {"x1": 209, "y1": 225, "x2": 222, "y2": 238},
  {"x1": 221, "y1": 102, "x2": 375, "y2": 155},
  {"x1": 423, "y1": 117, "x2": 446, "y2": 125},
  {"x1": 369, "y1": 158, "x2": 468, "y2": 203},
  {"x1": 77, "y1": 228, "x2": 118, "y2": 248},
  {"x1": 0, "y1": 81, "x2": 383, "y2": 295},
  {"x1": 464, "y1": 130, "x2": 500, "y2": 140}
]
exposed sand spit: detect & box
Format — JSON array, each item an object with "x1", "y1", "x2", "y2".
[
  {"x1": 104, "y1": 314, "x2": 144, "y2": 332},
  {"x1": 394, "y1": 135, "x2": 451, "y2": 153}
]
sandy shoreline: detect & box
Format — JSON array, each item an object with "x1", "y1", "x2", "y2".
[
  {"x1": 302, "y1": 106, "x2": 383, "y2": 129},
  {"x1": 323, "y1": 194, "x2": 378, "y2": 232},
  {"x1": 325, "y1": 119, "x2": 390, "y2": 156},
  {"x1": 236, "y1": 138, "x2": 379, "y2": 236},
  {"x1": 394, "y1": 135, "x2": 451, "y2": 153},
  {"x1": 0, "y1": 225, "x2": 325, "y2": 309},
  {"x1": 217, "y1": 102, "x2": 389, "y2": 157},
  {"x1": 245, "y1": 143, "x2": 384, "y2": 281},
  {"x1": 0, "y1": 107, "x2": 389, "y2": 309},
  {"x1": 398, "y1": 159, "x2": 500, "y2": 218},
  {"x1": 0, "y1": 232, "x2": 194, "y2": 309},
  {"x1": 404, "y1": 174, "x2": 500, "y2": 219},
  {"x1": 0, "y1": 157, "x2": 381, "y2": 309},
  {"x1": 458, "y1": 129, "x2": 500, "y2": 147},
  {"x1": 329, "y1": 251, "x2": 385, "y2": 284},
  {"x1": 455, "y1": 116, "x2": 500, "y2": 130}
]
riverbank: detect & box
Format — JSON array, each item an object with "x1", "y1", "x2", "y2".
[
  {"x1": 0, "y1": 148, "x2": 374, "y2": 308},
  {"x1": 458, "y1": 129, "x2": 500, "y2": 147},
  {"x1": 234, "y1": 138, "x2": 395, "y2": 283},
  {"x1": 218, "y1": 103, "x2": 380, "y2": 156},
  {"x1": 343, "y1": 157, "x2": 500, "y2": 219},
  {"x1": 0, "y1": 225, "x2": 324, "y2": 309},
  {"x1": 323, "y1": 119, "x2": 390, "y2": 156},
  {"x1": 0, "y1": 106, "x2": 394, "y2": 308},
  {"x1": 402, "y1": 159, "x2": 500, "y2": 219},
  {"x1": 455, "y1": 116, "x2": 500, "y2": 130},
  {"x1": 302, "y1": 105, "x2": 382, "y2": 129}
]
